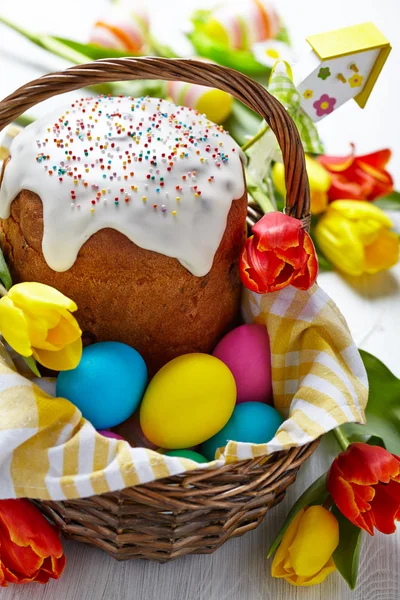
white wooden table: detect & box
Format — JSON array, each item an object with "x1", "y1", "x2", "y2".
[{"x1": 0, "y1": 1, "x2": 399, "y2": 598}]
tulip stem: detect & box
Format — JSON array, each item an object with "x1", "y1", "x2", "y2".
[
  {"x1": 241, "y1": 124, "x2": 269, "y2": 153},
  {"x1": 333, "y1": 426, "x2": 350, "y2": 452},
  {"x1": 0, "y1": 283, "x2": 8, "y2": 297}
]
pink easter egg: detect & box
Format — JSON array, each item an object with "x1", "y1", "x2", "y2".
[
  {"x1": 213, "y1": 324, "x2": 273, "y2": 404},
  {"x1": 97, "y1": 429, "x2": 125, "y2": 441}
]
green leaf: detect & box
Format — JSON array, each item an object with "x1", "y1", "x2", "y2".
[
  {"x1": 0, "y1": 16, "x2": 92, "y2": 64},
  {"x1": 190, "y1": 9, "x2": 212, "y2": 27},
  {"x1": 54, "y1": 35, "x2": 176, "y2": 61},
  {"x1": 267, "y1": 472, "x2": 328, "y2": 558},
  {"x1": 14, "y1": 114, "x2": 35, "y2": 128},
  {"x1": 37, "y1": 34, "x2": 92, "y2": 63},
  {"x1": 274, "y1": 191, "x2": 285, "y2": 213},
  {"x1": 332, "y1": 505, "x2": 362, "y2": 590},
  {"x1": 0, "y1": 15, "x2": 137, "y2": 62},
  {"x1": 342, "y1": 350, "x2": 400, "y2": 455},
  {"x1": 22, "y1": 356, "x2": 41, "y2": 378},
  {"x1": 365, "y1": 435, "x2": 386, "y2": 448},
  {"x1": 188, "y1": 31, "x2": 269, "y2": 76},
  {"x1": 0, "y1": 17, "x2": 114, "y2": 95},
  {"x1": 147, "y1": 35, "x2": 176, "y2": 59},
  {"x1": 347, "y1": 433, "x2": 386, "y2": 448},
  {"x1": 224, "y1": 102, "x2": 262, "y2": 147},
  {"x1": 54, "y1": 36, "x2": 138, "y2": 60},
  {"x1": 374, "y1": 191, "x2": 400, "y2": 211},
  {"x1": 0, "y1": 248, "x2": 12, "y2": 291},
  {"x1": 246, "y1": 174, "x2": 275, "y2": 214}
]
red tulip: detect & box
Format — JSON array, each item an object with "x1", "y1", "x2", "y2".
[
  {"x1": 327, "y1": 443, "x2": 400, "y2": 535},
  {"x1": 240, "y1": 212, "x2": 318, "y2": 293},
  {"x1": 318, "y1": 145, "x2": 394, "y2": 201},
  {"x1": 0, "y1": 499, "x2": 66, "y2": 586}
]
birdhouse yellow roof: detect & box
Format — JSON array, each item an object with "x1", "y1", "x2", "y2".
[{"x1": 306, "y1": 22, "x2": 391, "y2": 108}]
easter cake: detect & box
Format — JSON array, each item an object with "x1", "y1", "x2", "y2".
[{"x1": 0, "y1": 96, "x2": 247, "y2": 373}]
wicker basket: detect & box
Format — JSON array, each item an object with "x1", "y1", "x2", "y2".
[{"x1": 0, "y1": 57, "x2": 317, "y2": 563}]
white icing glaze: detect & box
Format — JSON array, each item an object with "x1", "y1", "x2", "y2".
[{"x1": 0, "y1": 96, "x2": 245, "y2": 276}]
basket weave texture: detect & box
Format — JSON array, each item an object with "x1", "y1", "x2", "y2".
[
  {"x1": 37, "y1": 442, "x2": 318, "y2": 562},
  {"x1": 0, "y1": 57, "x2": 314, "y2": 562}
]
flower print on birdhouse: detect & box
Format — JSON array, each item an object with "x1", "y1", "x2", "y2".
[
  {"x1": 295, "y1": 22, "x2": 391, "y2": 122},
  {"x1": 318, "y1": 67, "x2": 331, "y2": 80},
  {"x1": 348, "y1": 73, "x2": 364, "y2": 88},
  {"x1": 313, "y1": 94, "x2": 336, "y2": 117}
]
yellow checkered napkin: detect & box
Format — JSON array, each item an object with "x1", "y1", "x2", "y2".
[{"x1": 0, "y1": 284, "x2": 367, "y2": 500}]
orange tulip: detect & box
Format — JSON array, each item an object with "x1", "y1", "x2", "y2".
[
  {"x1": 0, "y1": 499, "x2": 65, "y2": 586},
  {"x1": 318, "y1": 146, "x2": 394, "y2": 201},
  {"x1": 240, "y1": 212, "x2": 318, "y2": 293}
]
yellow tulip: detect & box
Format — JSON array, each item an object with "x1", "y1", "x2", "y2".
[
  {"x1": 272, "y1": 155, "x2": 331, "y2": 214},
  {"x1": 271, "y1": 506, "x2": 339, "y2": 586},
  {"x1": 0, "y1": 282, "x2": 82, "y2": 371},
  {"x1": 315, "y1": 200, "x2": 399, "y2": 276}
]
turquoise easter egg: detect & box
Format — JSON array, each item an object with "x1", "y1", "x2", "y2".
[
  {"x1": 201, "y1": 402, "x2": 284, "y2": 461},
  {"x1": 165, "y1": 449, "x2": 208, "y2": 463},
  {"x1": 57, "y1": 342, "x2": 147, "y2": 429}
]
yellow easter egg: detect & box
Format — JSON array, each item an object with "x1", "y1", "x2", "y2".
[
  {"x1": 140, "y1": 353, "x2": 236, "y2": 448},
  {"x1": 203, "y1": 19, "x2": 230, "y2": 46},
  {"x1": 196, "y1": 89, "x2": 233, "y2": 124}
]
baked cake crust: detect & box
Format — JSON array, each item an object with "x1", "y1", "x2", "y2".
[
  {"x1": 0, "y1": 96, "x2": 248, "y2": 374},
  {"x1": 1, "y1": 189, "x2": 247, "y2": 374}
]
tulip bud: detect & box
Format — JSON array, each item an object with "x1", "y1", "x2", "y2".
[
  {"x1": 240, "y1": 212, "x2": 318, "y2": 293},
  {"x1": 327, "y1": 442, "x2": 400, "y2": 535},
  {"x1": 318, "y1": 147, "x2": 393, "y2": 201},
  {"x1": 272, "y1": 155, "x2": 331, "y2": 215},
  {"x1": 271, "y1": 506, "x2": 339, "y2": 586},
  {"x1": 0, "y1": 499, "x2": 65, "y2": 586},
  {"x1": 315, "y1": 200, "x2": 399, "y2": 276}
]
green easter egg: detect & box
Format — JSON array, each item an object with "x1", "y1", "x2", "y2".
[{"x1": 165, "y1": 449, "x2": 208, "y2": 463}]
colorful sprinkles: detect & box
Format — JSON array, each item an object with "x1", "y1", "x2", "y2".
[
  {"x1": 32, "y1": 96, "x2": 236, "y2": 218},
  {"x1": 0, "y1": 95, "x2": 247, "y2": 276}
]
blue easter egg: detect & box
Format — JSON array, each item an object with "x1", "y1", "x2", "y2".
[
  {"x1": 56, "y1": 342, "x2": 147, "y2": 429},
  {"x1": 201, "y1": 402, "x2": 284, "y2": 461}
]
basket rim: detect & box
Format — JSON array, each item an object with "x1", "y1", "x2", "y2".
[{"x1": 39, "y1": 438, "x2": 320, "y2": 504}]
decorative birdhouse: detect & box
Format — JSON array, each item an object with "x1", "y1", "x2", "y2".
[{"x1": 296, "y1": 22, "x2": 391, "y2": 122}]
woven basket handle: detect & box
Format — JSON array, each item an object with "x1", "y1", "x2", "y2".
[{"x1": 0, "y1": 57, "x2": 310, "y2": 220}]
